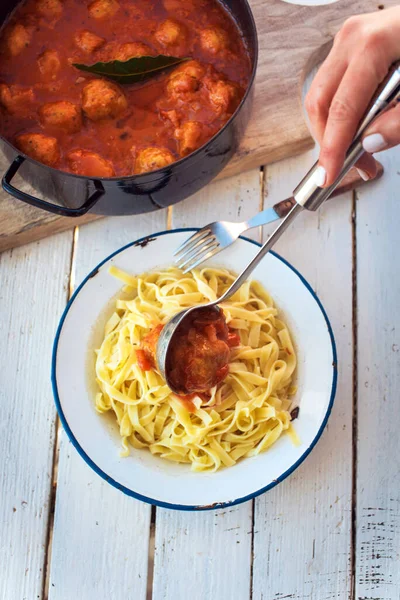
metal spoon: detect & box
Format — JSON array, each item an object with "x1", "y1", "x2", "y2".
[
  {"x1": 156, "y1": 62, "x2": 400, "y2": 395},
  {"x1": 156, "y1": 202, "x2": 302, "y2": 393}
]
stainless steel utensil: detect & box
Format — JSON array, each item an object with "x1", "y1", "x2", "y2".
[
  {"x1": 157, "y1": 202, "x2": 302, "y2": 393},
  {"x1": 158, "y1": 62, "x2": 400, "y2": 394},
  {"x1": 173, "y1": 164, "x2": 384, "y2": 273}
]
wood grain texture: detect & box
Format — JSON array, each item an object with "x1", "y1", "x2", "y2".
[
  {"x1": 48, "y1": 438, "x2": 152, "y2": 600},
  {"x1": 355, "y1": 147, "x2": 400, "y2": 599},
  {"x1": 152, "y1": 505, "x2": 253, "y2": 600},
  {"x1": 252, "y1": 148, "x2": 354, "y2": 599},
  {"x1": 170, "y1": 169, "x2": 262, "y2": 240},
  {"x1": 150, "y1": 171, "x2": 261, "y2": 600},
  {"x1": 48, "y1": 211, "x2": 168, "y2": 600},
  {"x1": 1, "y1": 0, "x2": 396, "y2": 253},
  {"x1": 0, "y1": 232, "x2": 73, "y2": 600}
]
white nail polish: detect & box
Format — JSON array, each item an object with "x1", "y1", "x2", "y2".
[
  {"x1": 356, "y1": 168, "x2": 370, "y2": 181},
  {"x1": 363, "y1": 133, "x2": 387, "y2": 154},
  {"x1": 314, "y1": 165, "x2": 326, "y2": 187}
]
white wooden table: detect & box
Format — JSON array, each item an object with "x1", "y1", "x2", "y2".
[{"x1": 1, "y1": 133, "x2": 399, "y2": 599}]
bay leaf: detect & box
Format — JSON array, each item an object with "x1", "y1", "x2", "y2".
[{"x1": 73, "y1": 54, "x2": 190, "y2": 84}]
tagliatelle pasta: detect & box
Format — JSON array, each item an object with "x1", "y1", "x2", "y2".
[{"x1": 94, "y1": 266, "x2": 298, "y2": 472}]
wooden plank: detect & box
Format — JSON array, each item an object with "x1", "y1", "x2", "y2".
[
  {"x1": 355, "y1": 147, "x2": 400, "y2": 599},
  {"x1": 252, "y1": 149, "x2": 354, "y2": 599},
  {"x1": 169, "y1": 169, "x2": 262, "y2": 240},
  {"x1": 0, "y1": 232, "x2": 73, "y2": 600},
  {"x1": 48, "y1": 212, "x2": 168, "y2": 600},
  {"x1": 48, "y1": 440, "x2": 153, "y2": 600},
  {"x1": 1, "y1": 0, "x2": 397, "y2": 254},
  {"x1": 151, "y1": 170, "x2": 260, "y2": 600},
  {"x1": 153, "y1": 505, "x2": 253, "y2": 600}
]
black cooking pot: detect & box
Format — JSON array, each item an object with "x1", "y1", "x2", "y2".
[{"x1": 0, "y1": 0, "x2": 258, "y2": 217}]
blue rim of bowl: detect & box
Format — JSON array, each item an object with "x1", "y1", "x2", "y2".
[{"x1": 51, "y1": 228, "x2": 338, "y2": 511}]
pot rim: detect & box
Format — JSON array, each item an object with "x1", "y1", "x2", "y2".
[{"x1": 0, "y1": 0, "x2": 258, "y2": 184}]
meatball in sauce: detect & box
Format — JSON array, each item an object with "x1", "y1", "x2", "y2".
[
  {"x1": 39, "y1": 101, "x2": 82, "y2": 133},
  {"x1": 0, "y1": 84, "x2": 35, "y2": 116},
  {"x1": 81, "y1": 79, "x2": 127, "y2": 121},
  {"x1": 136, "y1": 308, "x2": 240, "y2": 395},
  {"x1": 166, "y1": 307, "x2": 240, "y2": 394},
  {"x1": 37, "y1": 49, "x2": 61, "y2": 79},
  {"x1": 15, "y1": 133, "x2": 60, "y2": 166},
  {"x1": 4, "y1": 23, "x2": 32, "y2": 57},
  {"x1": 75, "y1": 30, "x2": 106, "y2": 54},
  {"x1": 133, "y1": 147, "x2": 176, "y2": 174},
  {"x1": 67, "y1": 149, "x2": 115, "y2": 177},
  {"x1": 0, "y1": 0, "x2": 250, "y2": 177}
]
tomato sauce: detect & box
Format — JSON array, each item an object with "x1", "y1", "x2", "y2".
[
  {"x1": 135, "y1": 349, "x2": 154, "y2": 372},
  {"x1": 136, "y1": 323, "x2": 164, "y2": 370},
  {"x1": 0, "y1": 0, "x2": 251, "y2": 177}
]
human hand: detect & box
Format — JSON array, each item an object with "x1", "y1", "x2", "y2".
[{"x1": 305, "y1": 6, "x2": 400, "y2": 186}]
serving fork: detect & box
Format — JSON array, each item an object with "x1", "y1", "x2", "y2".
[{"x1": 174, "y1": 162, "x2": 384, "y2": 273}]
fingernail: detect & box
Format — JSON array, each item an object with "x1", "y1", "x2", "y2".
[
  {"x1": 363, "y1": 133, "x2": 387, "y2": 153},
  {"x1": 356, "y1": 168, "x2": 370, "y2": 181},
  {"x1": 314, "y1": 165, "x2": 326, "y2": 187}
]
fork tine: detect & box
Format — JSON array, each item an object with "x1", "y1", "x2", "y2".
[
  {"x1": 173, "y1": 228, "x2": 210, "y2": 257},
  {"x1": 175, "y1": 232, "x2": 216, "y2": 265},
  {"x1": 176, "y1": 239, "x2": 219, "y2": 271},
  {"x1": 177, "y1": 240, "x2": 220, "y2": 271},
  {"x1": 174, "y1": 233, "x2": 211, "y2": 261},
  {"x1": 182, "y1": 245, "x2": 222, "y2": 273},
  {"x1": 175, "y1": 235, "x2": 215, "y2": 267}
]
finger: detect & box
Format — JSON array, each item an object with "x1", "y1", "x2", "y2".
[
  {"x1": 362, "y1": 101, "x2": 400, "y2": 154},
  {"x1": 319, "y1": 60, "x2": 388, "y2": 186},
  {"x1": 354, "y1": 154, "x2": 379, "y2": 181},
  {"x1": 305, "y1": 53, "x2": 348, "y2": 145}
]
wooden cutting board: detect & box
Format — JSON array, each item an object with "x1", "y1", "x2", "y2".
[{"x1": 0, "y1": 0, "x2": 396, "y2": 252}]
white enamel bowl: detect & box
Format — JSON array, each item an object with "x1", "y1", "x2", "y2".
[{"x1": 52, "y1": 229, "x2": 337, "y2": 510}]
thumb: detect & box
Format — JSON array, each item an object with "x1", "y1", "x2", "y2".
[{"x1": 362, "y1": 101, "x2": 400, "y2": 154}]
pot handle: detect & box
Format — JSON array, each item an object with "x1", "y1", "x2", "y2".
[{"x1": 2, "y1": 156, "x2": 104, "y2": 217}]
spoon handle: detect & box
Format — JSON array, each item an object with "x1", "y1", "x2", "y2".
[{"x1": 218, "y1": 202, "x2": 303, "y2": 303}]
